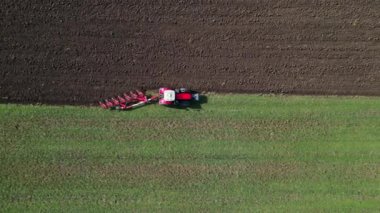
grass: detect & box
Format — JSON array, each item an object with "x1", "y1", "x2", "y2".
[{"x1": 0, "y1": 94, "x2": 379, "y2": 212}]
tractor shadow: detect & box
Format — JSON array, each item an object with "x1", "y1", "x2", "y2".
[{"x1": 165, "y1": 95, "x2": 208, "y2": 111}]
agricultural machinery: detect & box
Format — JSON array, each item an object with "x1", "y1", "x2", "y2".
[{"x1": 98, "y1": 88, "x2": 200, "y2": 110}]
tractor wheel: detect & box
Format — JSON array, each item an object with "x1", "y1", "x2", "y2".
[
  {"x1": 178, "y1": 101, "x2": 190, "y2": 107},
  {"x1": 179, "y1": 88, "x2": 189, "y2": 93}
]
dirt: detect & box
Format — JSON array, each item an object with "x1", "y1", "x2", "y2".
[{"x1": 1, "y1": 0, "x2": 379, "y2": 104}]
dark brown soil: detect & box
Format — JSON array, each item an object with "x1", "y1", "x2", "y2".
[{"x1": 1, "y1": 0, "x2": 379, "y2": 104}]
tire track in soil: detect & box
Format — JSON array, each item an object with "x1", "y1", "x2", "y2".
[{"x1": 1, "y1": 0, "x2": 379, "y2": 104}]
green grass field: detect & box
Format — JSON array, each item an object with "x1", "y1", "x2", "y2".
[{"x1": 1, "y1": 94, "x2": 379, "y2": 212}]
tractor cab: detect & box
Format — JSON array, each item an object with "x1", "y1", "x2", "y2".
[{"x1": 163, "y1": 90, "x2": 175, "y2": 101}]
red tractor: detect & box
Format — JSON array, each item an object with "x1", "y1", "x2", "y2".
[{"x1": 158, "y1": 88, "x2": 200, "y2": 107}]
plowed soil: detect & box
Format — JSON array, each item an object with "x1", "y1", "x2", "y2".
[{"x1": 1, "y1": 0, "x2": 379, "y2": 104}]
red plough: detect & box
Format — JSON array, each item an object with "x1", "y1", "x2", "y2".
[{"x1": 98, "y1": 90, "x2": 158, "y2": 110}]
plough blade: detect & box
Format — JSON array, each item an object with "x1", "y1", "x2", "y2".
[
  {"x1": 111, "y1": 97, "x2": 120, "y2": 106},
  {"x1": 129, "y1": 91, "x2": 138, "y2": 99},
  {"x1": 117, "y1": 95, "x2": 126, "y2": 104},
  {"x1": 105, "y1": 99, "x2": 114, "y2": 108},
  {"x1": 136, "y1": 90, "x2": 145, "y2": 97},
  {"x1": 123, "y1": 93, "x2": 132, "y2": 102},
  {"x1": 98, "y1": 100, "x2": 108, "y2": 109}
]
